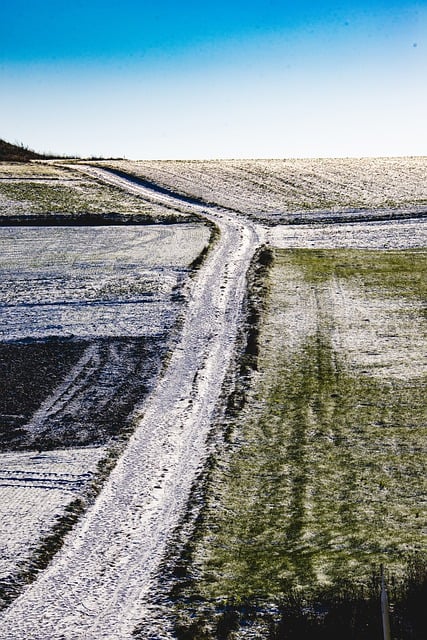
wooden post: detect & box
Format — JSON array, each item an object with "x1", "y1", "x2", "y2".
[{"x1": 380, "y1": 564, "x2": 391, "y2": 640}]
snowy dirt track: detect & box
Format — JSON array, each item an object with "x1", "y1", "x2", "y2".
[
  {"x1": 1, "y1": 166, "x2": 426, "y2": 640},
  {"x1": 0, "y1": 167, "x2": 263, "y2": 639}
]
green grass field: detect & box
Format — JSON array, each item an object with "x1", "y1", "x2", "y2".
[{"x1": 172, "y1": 248, "x2": 426, "y2": 637}]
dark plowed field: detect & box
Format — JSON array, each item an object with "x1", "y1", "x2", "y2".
[{"x1": 0, "y1": 336, "x2": 166, "y2": 451}]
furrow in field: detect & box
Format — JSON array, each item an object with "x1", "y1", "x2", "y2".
[{"x1": 99, "y1": 158, "x2": 427, "y2": 223}]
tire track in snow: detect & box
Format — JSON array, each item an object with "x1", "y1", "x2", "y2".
[
  {"x1": 24, "y1": 344, "x2": 101, "y2": 442},
  {"x1": 0, "y1": 167, "x2": 264, "y2": 639}
]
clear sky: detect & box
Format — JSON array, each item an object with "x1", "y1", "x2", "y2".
[{"x1": 1, "y1": 1, "x2": 426, "y2": 159}]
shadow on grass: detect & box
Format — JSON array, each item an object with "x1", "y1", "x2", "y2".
[{"x1": 173, "y1": 558, "x2": 426, "y2": 639}]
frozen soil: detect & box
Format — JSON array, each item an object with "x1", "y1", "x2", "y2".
[
  {"x1": 0, "y1": 339, "x2": 87, "y2": 447},
  {"x1": 1, "y1": 163, "x2": 426, "y2": 639},
  {"x1": 0, "y1": 337, "x2": 167, "y2": 451}
]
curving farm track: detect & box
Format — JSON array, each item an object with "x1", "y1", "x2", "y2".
[
  {"x1": 1, "y1": 167, "x2": 426, "y2": 639},
  {"x1": 0, "y1": 168, "x2": 263, "y2": 639}
]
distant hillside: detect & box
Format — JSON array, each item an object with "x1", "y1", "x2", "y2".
[{"x1": 0, "y1": 139, "x2": 46, "y2": 162}]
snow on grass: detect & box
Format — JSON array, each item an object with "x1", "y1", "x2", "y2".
[
  {"x1": 326, "y1": 280, "x2": 427, "y2": 379},
  {"x1": 171, "y1": 248, "x2": 427, "y2": 636},
  {"x1": 281, "y1": 248, "x2": 427, "y2": 379},
  {"x1": 101, "y1": 157, "x2": 427, "y2": 222},
  {"x1": 0, "y1": 162, "x2": 190, "y2": 221},
  {"x1": 0, "y1": 163, "x2": 67, "y2": 178},
  {"x1": 0, "y1": 225, "x2": 210, "y2": 341}
]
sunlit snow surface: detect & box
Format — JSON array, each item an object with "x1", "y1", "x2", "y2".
[
  {"x1": 104, "y1": 157, "x2": 427, "y2": 222},
  {"x1": 0, "y1": 447, "x2": 106, "y2": 581},
  {"x1": 0, "y1": 224, "x2": 210, "y2": 341}
]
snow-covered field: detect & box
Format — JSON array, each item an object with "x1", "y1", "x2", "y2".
[
  {"x1": 0, "y1": 447, "x2": 106, "y2": 588},
  {"x1": 0, "y1": 202, "x2": 211, "y2": 619},
  {"x1": 0, "y1": 161, "x2": 426, "y2": 639},
  {"x1": 101, "y1": 157, "x2": 427, "y2": 222},
  {"x1": 0, "y1": 166, "x2": 263, "y2": 639},
  {"x1": 268, "y1": 217, "x2": 427, "y2": 248},
  {"x1": 0, "y1": 224, "x2": 210, "y2": 341}
]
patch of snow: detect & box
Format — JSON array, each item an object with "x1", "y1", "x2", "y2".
[
  {"x1": 268, "y1": 218, "x2": 427, "y2": 249},
  {"x1": 0, "y1": 447, "x2": 106, "y2": 582},
  {"x1": 0, "y1": 225, "x2": 209, "y2": 341},
  {"x1": 324, "y1": 280, "x2": 427, "y2": 379}
]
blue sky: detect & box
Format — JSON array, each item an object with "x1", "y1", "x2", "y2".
[{"x1": 1, "y1": 1, "x2": 426, "y2": 158}]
